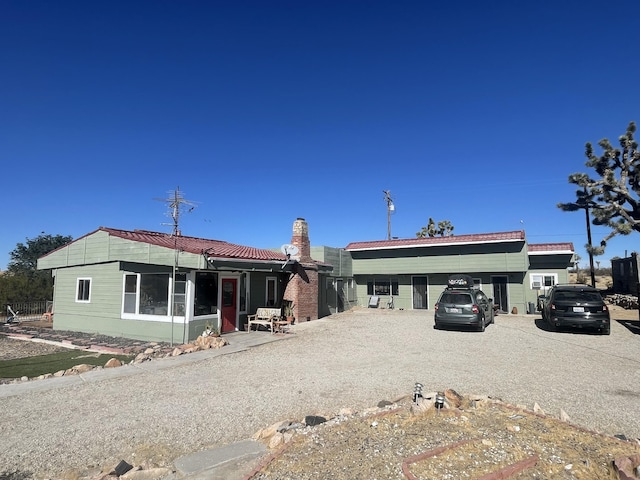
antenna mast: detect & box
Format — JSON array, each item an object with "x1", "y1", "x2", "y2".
[
  {"x1": 157, "y1": 187, "x2": 197, "y2": 347},
  {"x1": 160, "y1": 187, "x2": 197, "y2": 236},
  {"x1": 383, "y1": 190, "x2": 395, "y2": 240}
]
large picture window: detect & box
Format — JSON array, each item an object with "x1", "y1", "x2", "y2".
[
  {"x1": 122, "y1": 273, "x2": 186, "y2": 316},
  {"x1": 140, "y1": 274, "x2": 169, "y2": 315},
  {"x1": 194, "y1": 272, "x2": 218, "y2": 316},
  {"x1": 367, "y1": 279, "x2": 399, "y2": 296}
]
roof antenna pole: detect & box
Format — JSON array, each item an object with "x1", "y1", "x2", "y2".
[
  {"x1": 383, "y1": 190, "x2": 395, "y2": 240},
  {"x1": 157, "y1": 187, "x2": 198, "y2": 346},
  {"x1": 160, "y1": 186, "x2": 197, "y2": 237}
]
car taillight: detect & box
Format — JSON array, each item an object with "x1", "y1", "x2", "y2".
[
  {"x1": 602, "y1": 304, "x2": 609, "y2": 312},
  {"x1": 434, "y1": 303, "x2": 439, "y2": 311},
  {"x1": 550, "y1": 303, "x2": 556, "y2": 311},
  {"x1": 472, "y1": 305, "x2": 479, "y2": 313}
]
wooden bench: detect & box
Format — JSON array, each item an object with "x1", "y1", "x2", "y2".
[{"x1": 246, "y1": 307, "x2": 282, "y2": 333}]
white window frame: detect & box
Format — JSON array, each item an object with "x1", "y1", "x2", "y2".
[
  {"x1": 530, "y1": 273, "x2": 557, "y2": 289},
  {"x1": 76, "y1": 277, "x2": 92, "y2": 303},
  {"x1": 121, "y1": 272, "x2": 188, "y2": 322},
  {"x1": 265, "y1": 276, "x2": 278, "y2": 307}
]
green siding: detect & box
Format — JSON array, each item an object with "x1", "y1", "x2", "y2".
[
  {"x1": 52, "y1": 262, "x2": 194, "y2": 343},
  {"x1": 311, "y1": 247, "x2": 353, "y2": 277},
  {"x1": 38, "y1": 230, "x2": 207, "y2": 270},
  {"x1": 350, "y1": 242, "x2": 527, "y2": 275}
]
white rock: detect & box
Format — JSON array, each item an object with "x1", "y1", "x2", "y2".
[{"x1": 533, "y1": 402, "x2": 545, "y2": 415}]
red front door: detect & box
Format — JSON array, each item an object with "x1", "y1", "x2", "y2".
[{"x1": 221, "y1": 278, "x2": 237, "y2": 333}]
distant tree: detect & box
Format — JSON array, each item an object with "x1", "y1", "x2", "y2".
[
  {"x1": 558, "y1": 121, "x2": 640, "y2": 256},
  {"x1": 416, "y1": 218, "x2": 455, "y2": 238},
  {"x1": 1, "y1": 233, "x2": 72, "y2": 306},
  {"x1": 7, "y1": 233, "x2": 72, "y2": 275}
]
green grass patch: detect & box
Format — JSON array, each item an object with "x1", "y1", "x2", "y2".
[{"x1": 0, "y1": 350, "x2": 134, "y2": 379}]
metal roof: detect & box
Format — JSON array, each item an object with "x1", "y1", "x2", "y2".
[
  {"x1": 345, "y1": 230, "x2": 526, "y2": 252},
  {"x1": 527, "y1": 242, "x2": 575, "y2": 255},
  {"x1": 100, "y1": 227, "x2": 288, "y2": 261}
]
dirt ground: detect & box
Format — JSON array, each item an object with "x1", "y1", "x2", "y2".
[
  {"x1": 254, "y1": 394, "x2": 640, "y2": 480},
  {"x1": 568, "y1": 272, "x2": 613, "y2": 291},
  {"x1": 2, "y1": 288, "x2": 639, "y2": 479},
  {"x1": 0, "y1": 335, "x2": 68, "y2": 361},
  {"x1": 253, "y1": 295, "x2": 640, "y2": 480}
]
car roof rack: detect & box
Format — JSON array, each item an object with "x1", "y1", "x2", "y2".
[{"x1": 446, "y1": 274, "x2": 475, "y2": 289}]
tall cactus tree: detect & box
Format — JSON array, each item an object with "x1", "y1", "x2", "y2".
[{"x1": 558, "y1": 121, "x2": 640, "y2": 256}]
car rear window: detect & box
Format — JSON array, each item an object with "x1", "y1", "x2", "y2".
[
  {"x1": 554, "y1": 291, "x2": 602, "y2": 302},
  {"x1": 439, "y1": 293, "x2": 474, "y2": 304}
]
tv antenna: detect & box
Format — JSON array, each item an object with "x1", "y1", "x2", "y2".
[
  {"x1": 155, "y1": 187, "x2": 198, "y2": 347},
  {"x1": 157, "y1": 187, "x2": 198, "y2": 236}
]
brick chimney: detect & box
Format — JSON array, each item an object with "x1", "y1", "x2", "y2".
[{"x1": 285, "y1": 218, "x2": 318, "y2": 322}]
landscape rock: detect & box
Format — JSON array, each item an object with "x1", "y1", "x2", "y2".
[
  {"x1": 254, "y1": 420, "x2": 290, "y2": 440},
  {"x1": 68, "y1": 364, "x2": 94, "y2": 375},
  {"x1": 444, "y1": 388, "x2": 463, "y2": 408},
  {"x1": 121, "y1": 467, "x2": 172, "y2": 479},
  {"x1": 134, "y1": 353, "x2": 152, "y2": 363},
  {"x1": 104, "y1": 358, "x2": 122, "y2": 368},
  {"x1": 194, "y1": 335, "x2": 228, "y2": 349},
  {"x1": 606, "y1": 294, "x2": 639, "y2": 310},
  {"x1": 613, "y1": 454, "x2": 640, "y2": 480},
  {"x1": 304, "y1": 415, "x2": 327, "y2": 426}
]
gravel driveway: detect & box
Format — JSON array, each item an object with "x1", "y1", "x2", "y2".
[{"x1": 1, "y1": 308, "x2": 639, "y2": 478}]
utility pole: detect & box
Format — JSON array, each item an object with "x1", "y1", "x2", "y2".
[{"x1": 383, "y1": 190, "x2": 395, "y2": 240}]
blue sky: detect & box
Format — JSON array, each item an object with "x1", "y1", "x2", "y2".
[{"x1": 1, "y1": 1, "x2": 639, "y2": 270}]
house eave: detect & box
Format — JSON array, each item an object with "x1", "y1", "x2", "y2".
[
  {"x1": 528, "y1": 250, "x2": 574, "y2": 256},
  {"x1": 346, "y1": 238, "x2": 524, "y2": 252}
]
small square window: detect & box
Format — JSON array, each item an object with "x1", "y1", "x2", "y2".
[{"x1": 77, "y1": 278, "x2": 91, "y2": 302}]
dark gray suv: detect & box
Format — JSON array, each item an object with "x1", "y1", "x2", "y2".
[
  {"x1": 541, "y1": 284, "x2": 610, "y2": 335},
  {"x1": 434, "y1": 275, "x2": 494, "y2": 332}
]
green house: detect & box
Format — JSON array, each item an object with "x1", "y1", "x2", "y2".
[
  {"x1": 37, "y1": 223, "x2": 574, "y2": 343},
  {"x1": 37, "y1": 227, "x2": 318, "y2": 344},
  {"x1": 341, "y1": 231, "x2": 574, "y2": 314}
]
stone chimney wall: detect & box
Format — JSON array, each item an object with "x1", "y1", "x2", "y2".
[
  {"x1": 291, "y1": 217, "x2": 312, "y2": 262},
  {"x1": 285, "y1": 218, "x2": 319, "y2": 322}
]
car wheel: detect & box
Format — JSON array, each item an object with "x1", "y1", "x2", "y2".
[{"x1": 478, "y1": 316, "x2": 486, "y2": 332}]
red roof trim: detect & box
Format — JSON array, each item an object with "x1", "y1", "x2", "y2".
[
  {"x1": 528, "y1": 242, "x2": 574, "y2": 254},
  {"x1": 345, "y1": 230, "x2": 526, "y2": 251}
]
